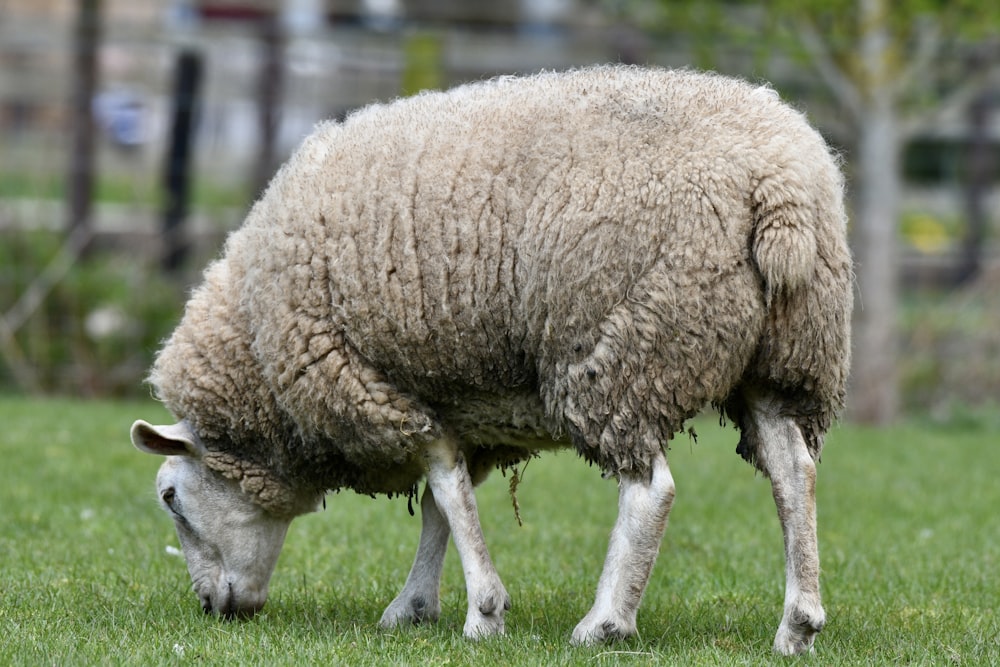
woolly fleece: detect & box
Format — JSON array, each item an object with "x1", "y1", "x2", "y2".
[{"x1": 149, "y1": 65, "x2": 852, "y2": 513}]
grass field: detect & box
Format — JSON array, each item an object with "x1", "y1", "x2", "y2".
[{"x1": 1, "y1": 396, "x2": 998, "y2": 665}]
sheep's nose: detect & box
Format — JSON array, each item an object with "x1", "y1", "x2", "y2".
[
  {"x1": 211, "y1": 590, "x2": 266, "y2": 620},
  {"x1": 226, "y1": 598, "x2": 265, "y2": 620},
  {"x1": 200, "y1": 582, "x2": 266, "y2": 619}
]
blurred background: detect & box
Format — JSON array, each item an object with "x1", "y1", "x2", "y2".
[{"x1": 0, "y1": 0, "x2": 997, "y2": 425}]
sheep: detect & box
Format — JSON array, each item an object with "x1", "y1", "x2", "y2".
[{"x1": 130, "y1": 64, "x2": 852, "y2": 656}]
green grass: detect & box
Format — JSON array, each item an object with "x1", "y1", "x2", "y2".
[{"x1": 1, "y1": 397, "x2": 998, "y2": 665}]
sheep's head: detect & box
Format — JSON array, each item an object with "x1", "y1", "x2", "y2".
[{"x1": 130, "y1": 420, "x2": 294, "y2": 619}]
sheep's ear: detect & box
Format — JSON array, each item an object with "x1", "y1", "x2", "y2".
[{"x1": 131, "y1": 420, "x2": 204, "y2": 457}]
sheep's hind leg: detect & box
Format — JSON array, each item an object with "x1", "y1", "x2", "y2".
[
  {"x1": 379, "y1": 484, "x2": 450, "y2": 628},
  {"x1": 424, "y1": 439, "x2": 510, "y2": 638},
  {"x1": 748, "y1": 392, "x2": 826, "y2": 655},
  {"x1": 571, "y1": 449, "x2": 675, "y2": 645}
]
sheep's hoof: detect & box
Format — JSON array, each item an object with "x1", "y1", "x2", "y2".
[
  {"x1": 773, "y1": 605, "x2": 825, "y2": 655},
  {"x1": 379, "y1": 594, "x2": 441, "y2": 629},
  {"x1": 570, "y1": 615, "x2": 635, "y2": 646},
  {"x1": 463, "y1": 589, "x2": 511, "y2": 639}
]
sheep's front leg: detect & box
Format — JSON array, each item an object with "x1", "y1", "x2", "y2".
[
  {"x1": 750, "y1": 395, "x2": 826, "y2": 655},
  {"x1": 571, "y1": 449, "x2": 675, "y2": 645},
  {"x1": 424, "y1": 440, "x2": 510, "y2": 638},
  {"x1": 379, "y1": 485, "x2": 450, "y2": 628}
]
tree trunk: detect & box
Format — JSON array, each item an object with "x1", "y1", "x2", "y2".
[
  {"x1": 66, "y1": 0, "x2": 101, "y2": 239},
  {"x1": 162, "y1": 49, "x2": 203, "y2": 273},
  {"x1": 849, "y1": 0, "x2": 900, "y2": 424},
  {"x1": 252, "y1": 12, "x2": 285, "y2": 198},
  {"x1": 851, "y1": 99, "x2": 901, "y2": 424}
]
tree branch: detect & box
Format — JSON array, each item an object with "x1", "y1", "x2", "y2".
[
  {"x1": 796, "y1": 17, "x2": 866, "y2": 127},
  {"x1": 891, "y1": 18, "x2": 943, "y2": 99},
  {"x1": 901, "y1": 51, "x2": 1000, "y2": 139}
]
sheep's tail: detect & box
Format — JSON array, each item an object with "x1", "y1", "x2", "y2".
[
  {"x1": 749, "y1": 175, "x2": 819, "y2": 295},
  {"x1": 736, "y1": 166, "x2": 853, "y2": 464}
]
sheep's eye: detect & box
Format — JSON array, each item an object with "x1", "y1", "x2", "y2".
[{"x1": 161, "y1": 487, "x2": 191, "y2": 528}]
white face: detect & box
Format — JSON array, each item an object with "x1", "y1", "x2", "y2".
[{"x1": 133, "y1": 421, "x2": 292, "y2": 619}]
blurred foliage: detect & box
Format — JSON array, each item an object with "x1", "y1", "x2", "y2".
[
  {"x1": 899, "y1": 212, "x2": 962, "y2": 254},
  {"x1": 401, "y1": 32, "x2": 444, "y2": 96},
  {"x1": 642, "y1": 0, "x2": 1000, "y2": 119},
  {"x1": 0, "y1": 167, "x2": 248, "y2": 210},
  {"x1": 649, "y1": 0, "x2": 1000, "y2": 53},
  {"x1": 0, "y1": 229, "x2": 183, "y2": 397},
  {"x1": 899, "y1": 268, "x2": 1000, "y2": 415}
]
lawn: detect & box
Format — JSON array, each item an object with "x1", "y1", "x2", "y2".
[{"x1": 1, "y1": 396, "x2": 997, "y2": 665}]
